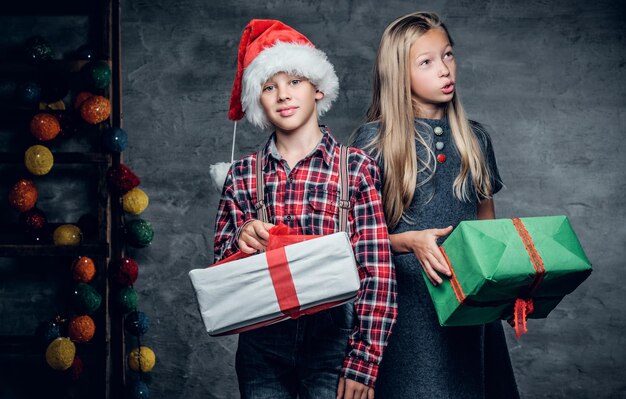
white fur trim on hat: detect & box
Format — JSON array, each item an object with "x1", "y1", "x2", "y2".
[{"x1": 241, "y1": 41, "x2": 339, "y2": 130}]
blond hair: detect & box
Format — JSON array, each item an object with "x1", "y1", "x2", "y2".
[{"x1": 363, "y1": 11, "x2": 493, "y2": 228}]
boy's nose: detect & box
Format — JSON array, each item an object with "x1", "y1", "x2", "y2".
[{"x1": 277, "y1": 86, "x2": 291, "y2": 101}]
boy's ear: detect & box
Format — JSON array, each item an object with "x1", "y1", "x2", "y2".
[{"x1": 315, "y1": 90, "x2": 325, "y2": 101}]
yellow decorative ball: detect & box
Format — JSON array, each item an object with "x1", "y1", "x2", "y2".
[
  {"x1": 128, "y1": 346, "x2": 156, "y2": 372},
  {"x1": 45, "y1": 337, "x2": 76, "y2": 371},
  {"x1": 122, "y1": 187, "x2": 149, "y2": 215},
  {"x1": 24, "y1": 145, "x2": 54, "y2": 175},
  {"x1": 53, "y1": 224, "x2": 82, "y2": 246}
]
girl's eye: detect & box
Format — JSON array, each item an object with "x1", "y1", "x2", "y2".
[
  {"x1": 419, "y1": 59, "x2": 430, "y2": 66},
  {"x1": 263, "y1": 85, "x2": 274, "y2": 92},
  {"x1": 444, "y1": 51, "x2": 454, "y2": 58}
]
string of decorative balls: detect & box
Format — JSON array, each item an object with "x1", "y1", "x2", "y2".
[{"x1": 4, "y1": 36, "x2": 154, "y2": 399}]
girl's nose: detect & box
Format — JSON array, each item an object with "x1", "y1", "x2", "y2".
[{"x1": 439, "y1": 63, "x2": 450, "y2": 78}]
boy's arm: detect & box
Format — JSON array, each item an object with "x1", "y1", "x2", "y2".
[
  {"x1": 214, "y1": 168, "x2": 253, "y2": 261},
  {"x1": 341, "y1": 157, "x2": 398, "y2": 388}
]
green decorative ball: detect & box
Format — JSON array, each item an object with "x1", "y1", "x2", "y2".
[
  {"x1": 81, "y1": 61, "x2": 111, "y2": 89},
  {"x1": 24, "y1": 36, "x2": 54, "y2": 63},
  {"x1": 118, "y1": 287, "x2": 138, "y2": 312},
  {"x1": 72, "y1": 283, "x2": 102, "y2": 314},
  {"x1": 126, "y1": 219, "x2": 154, "y2": 248}
]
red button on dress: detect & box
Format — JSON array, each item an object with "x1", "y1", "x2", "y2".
[{"x1": 437, "y1": 153, "x2": 446, "y2": 163}]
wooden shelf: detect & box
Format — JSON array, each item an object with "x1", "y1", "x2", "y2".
[
  {"x1": 0, "y1": 152, "x2": 111, "y2": 164},
  {"x1": 0, "y1": 1, "x2": 120, "y2": 397},
  {"x1": 0, "y1": 243, "x2": 109, "y2": 258},
  {"x1": 0, "y1": 335, "x2": 40, "y2": 355},
  {"x1": 0, "y1": 59, "x2": 96, "y2": 74},
  {"x1": 0, "y1": 1, "x2": 99, "y2": 16}
]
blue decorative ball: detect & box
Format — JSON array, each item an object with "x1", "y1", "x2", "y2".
[
  {"x1": 128, "y1": 380, "x2": 150, "y2": 399},
  {"x1": 36, "y1": 320, "x2": 61, "y2": 345},
  {"x1": 102, "y1": 127, "x2": 128, "y2": 152},
  {"x1": 15, "y1": 81, "x2": 42, "y2": 106},
  {"x1": 124, "y1": 311, "x2": 150, "y2": 336}
]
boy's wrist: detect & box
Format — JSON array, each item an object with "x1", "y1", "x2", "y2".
[
  {"x1": 235, "y1": 218, "x2": 256, "y2": 248},
  {"x1": 342, "y1": 356, "x2": 378, "y2": 388}
]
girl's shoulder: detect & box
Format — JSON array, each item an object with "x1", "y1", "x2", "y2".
[
  {"x1": 351, "y1": 121, "x2": 381, "y2": 149},
  {"x1": 468, "y1": 120, "x2": 495, "y2": 150}
]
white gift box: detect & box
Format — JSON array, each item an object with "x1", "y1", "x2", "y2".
[{"x1": 189, "y1": 232, "x2": 360, "y2": 336}]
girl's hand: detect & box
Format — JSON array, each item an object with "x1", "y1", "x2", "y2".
[
  {"x1": 337, "y1": 377, "x2": 374, "y2": 399},
  {"x1": 391, "y1": 226, "x2": 454, "y2": 286},
  {"x1": 238, "y1": 220, "x2": 274, "y2": 254}
]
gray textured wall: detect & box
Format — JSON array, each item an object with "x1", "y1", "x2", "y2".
[{"x1": 120, "y1": 0, "x2": 626, "y2": 398}]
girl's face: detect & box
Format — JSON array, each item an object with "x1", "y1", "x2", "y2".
[{"x1": 409, "y1": 28, "x2": 456, "y2": 118}]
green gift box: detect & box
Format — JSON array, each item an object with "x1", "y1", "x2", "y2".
[{"x1": 426, "y1": 216, "x2": 592, "y2": 332}]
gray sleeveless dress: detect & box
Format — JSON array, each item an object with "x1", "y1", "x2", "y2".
[{"x1": 352, "y1": 118, "x2": 519, "y2": 399}]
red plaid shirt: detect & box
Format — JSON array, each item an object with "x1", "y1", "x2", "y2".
[{"x1": 214, "y1": 128, "x2": 397, "y2": 387}]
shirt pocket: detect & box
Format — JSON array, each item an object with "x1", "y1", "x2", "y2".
[{"x1": 304, "y1": 189, "x2": 339, "y2": 233}]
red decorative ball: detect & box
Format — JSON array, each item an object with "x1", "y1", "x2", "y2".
[
  {"x1": 106, "y1": 164, "x2": 140, "y2": 194},
  {"x1": 72, "y1": 256, "x2": 96, "y2": 283},
  {"x1": 30, "y1": 113, "x2": 61, "y2": 141},
  {"x1": 437, "y1": 153, "x2": 447, "y2": 164},
  {"x1": 68, "y1": 315, "x2": 96, "y2": 343},
  {"x1": 111, "y1": 257, "x2": 139, "y2": 286},
  {"x1": 69, "y1": 355, "x2": 84, "y2": 381},
  {"x1": 8, "y1": 179, "x2": 38, "y2": 212},
  {"x1": 19, "y1": 207, "x2": 47, "y2": 233},
  {"x1": 73, "y1": 91, "x2": 94, "y2": 110},
  {"x1": 80, "y1": 95, "x2": 111, "y2": 124}
]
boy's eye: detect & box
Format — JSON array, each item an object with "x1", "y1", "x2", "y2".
[
  {"x1": 290, "y1": 79, "x2": 301, "y2": 85},
  {"x1": 263, "y1": 85, "x2": 275, "y2": 92}
]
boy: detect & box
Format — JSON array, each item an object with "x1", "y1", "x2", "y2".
[{"x1": 214, "y1": 19, "x2": 396, "y2": 399}]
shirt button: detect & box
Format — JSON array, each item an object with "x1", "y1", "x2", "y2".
[
  {"x1": 285, "y1": 215, "x2": 292, "y2": 221},
  {"x1": 434, "y1": 126, "x2": 444, "y2": 136},
  {"x1": 289, "y1": 177, "x2": 294, "y2": 183},
  {"x1": 436, "y1": 141, "x2": 445, "y2": 150}
]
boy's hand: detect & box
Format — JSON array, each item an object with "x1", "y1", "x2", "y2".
[
  {"x1": 337, "y1": 377, "x2": 374, "y2": 399},
  {"x1": 238, "y1": 220, "x2": 274, "y2": 254},
  {"x1": 405, "y1": 226, "x2": 453, "y2": 286}
]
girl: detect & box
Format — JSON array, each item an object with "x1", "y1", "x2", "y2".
[{"x1": 351, "y1": 12, "x2": 519, "y2": 398}]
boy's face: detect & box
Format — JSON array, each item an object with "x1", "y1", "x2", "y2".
[{"x1": 260, "y1": 72, "x2": 324, "y2": 134}]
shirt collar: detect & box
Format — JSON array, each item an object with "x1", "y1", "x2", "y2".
[{"x1": 263, "y1": 126, "x2": 336, "y2": 168}]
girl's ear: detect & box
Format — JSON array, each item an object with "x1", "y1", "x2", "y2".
[{"x1": 315, "y1": 90, "x2": 325, "y2": 101}]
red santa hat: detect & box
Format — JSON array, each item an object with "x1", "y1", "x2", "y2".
[{"x1": 228, "y1": 19, "x2": 339, "y2": 129}]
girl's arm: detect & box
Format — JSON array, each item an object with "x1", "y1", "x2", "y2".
[
  {"x1": 477, "y1": 198, "x2": 496, "y2": 220},
  {"x1": 389, "y1": 228, "x2": 453, "y2": 286},
  {"x1": 389, "y1": 198, "x2": 496, "y2": 285}
]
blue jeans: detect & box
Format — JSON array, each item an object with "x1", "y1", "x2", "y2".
[{"x1": 236, "y1": 304, "x2": 354, "y2": 399}]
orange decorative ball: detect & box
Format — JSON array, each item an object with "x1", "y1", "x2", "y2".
[
  {"x1": 73, "y1": 91, "x2": 94, "y2": 110},
  {"x1": 71, "y1": 256, "x2": 96, "y2": 283},
  {"x1": 8, "y1": 179, "x2": 38, "y2": 212},
  {"x1": 80, "y1": 95, "x2": 111, "y2": 124},
  {"x1": 68, "y1": 315, "x2": 95, "y2": 343},
  {"x1": 30, "y1": 113, "x2": 61, "y2": 141}
]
